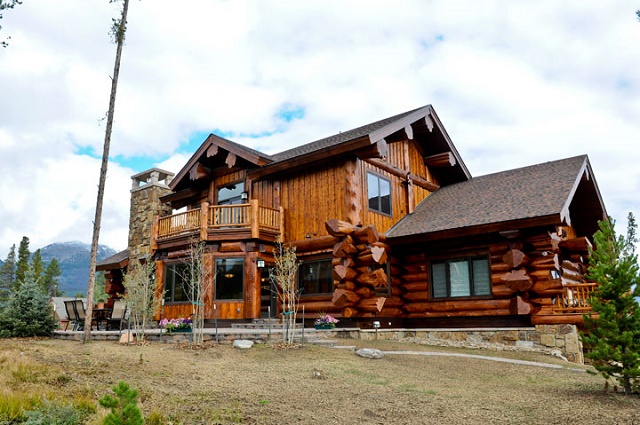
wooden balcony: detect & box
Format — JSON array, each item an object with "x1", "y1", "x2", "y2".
[
  {"x1": 552, "y1": 283, "x2": 596, "y2": 314},
  {"x1": 153, "y1": 200, "x2": 283, "y2": 248}
]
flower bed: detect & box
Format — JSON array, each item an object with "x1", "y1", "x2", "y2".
[{"x1": 160, "y1": 317, "x2": 192, "y2": 333}]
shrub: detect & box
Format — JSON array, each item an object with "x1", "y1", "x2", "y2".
[
  {"x1": 23, "y1": 400, "x2": 89, "y2": 425},
  {"x1": 99, "y1": 381, "x2": 143, "y2": 425}
]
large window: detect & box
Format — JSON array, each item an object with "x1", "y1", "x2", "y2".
[
  {"x1": 215, "y1": 258, "x2": 244, "y2": 300},
  {"x1": 217, "y1": 182, "x2": 245, "y2": 205},
  {"x1": 298, "y1": 260, "x2": 333, "y2": 295},
  {"x1": 164, "y1": 262, "x2": 189, "y2": 303},
  {"x1": 431, "y1": 256, "x2": 491, "y2": 299},
  {"x1": 367, "y1": 172, "x2": 391, "y2": 215}
]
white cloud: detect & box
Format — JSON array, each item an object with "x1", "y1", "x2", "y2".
[{"x1": 0, "y1": 0, "x2": 638, "y2": 257}]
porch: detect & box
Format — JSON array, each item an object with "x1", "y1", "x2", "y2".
[{"x1": 153, "y1": 200, "x2": 283, "y2": 247}]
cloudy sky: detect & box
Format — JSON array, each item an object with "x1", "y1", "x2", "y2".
[{"x1": 0, "y1": 0, "x2": 638, "y2": 259}]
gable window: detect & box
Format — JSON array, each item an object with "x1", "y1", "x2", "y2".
[
  {"x1": 215, "y1": 258, "x2": 244, "y2": 300},
  {"x1": 298, "y1": 259, "x2": 333, "y2": 295},
  {"x1": 164, "y1": 262, "x2": 189, "y2": 303},
  {"x1": 217, "y1": 182, "x2": 245, "y2": 205},
  {"x1": 367, "y1": 172, "x2": 391, "y2": 215},
  {"x1": 431, "y1": 256, "x2": 491, "y2": 298}
]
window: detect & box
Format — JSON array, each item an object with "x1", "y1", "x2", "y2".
[
  {"x1": 431, "y1": 256, "x2": 491, "y2": 298},
  {"x1": 367, "y1": 172, "x2": 391, "y2": 215},
  {"x1": 298, "y1": 260, "x2": 333, "y2": 295},
  {"x1": 217, "y1": 182, "x2": 245, "y2": 205},
  {"x1": 215, "y1": 258, "x2": 244, "y2": 300},
  {"x1": 164, "y1": 263, "x2": 189, "y2": 303}
]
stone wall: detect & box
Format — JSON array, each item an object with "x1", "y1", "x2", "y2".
[{"x1": 128, "y1": 169, "x2": 174, "y2": 262}]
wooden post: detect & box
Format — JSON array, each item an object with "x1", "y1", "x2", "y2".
[
  {"x1": 250, "y1": 199, "x2": 259, "y2": 239},
  {"x1": 200, "y1": 201, "x2": 209, "y2": 241},
  {"x1": 245, "y1": 252, "x2": 260, "y2": 319},
  {"x1": 279, "y1": 206, "x2": 285, "y2": 238}
]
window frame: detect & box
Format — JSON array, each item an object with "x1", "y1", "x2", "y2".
[
  {"x1": 214, "y1": 257, "x2": 245, "y2": 301},
  {"x1": 430, "y1": 255, "x2": 491, "y2": 299},
  {"x1": 367, "y1": 171, "x2": 392, "y2": 216},
  {"x1": 163, "y1": 262, "x2": 190, "y2": 304},
  {"x1": 298, "y1": 258, "x2": 334, "y2": 296},
  {"x1": 217, "y1": 181, "x2": 246, "y2": 205}
]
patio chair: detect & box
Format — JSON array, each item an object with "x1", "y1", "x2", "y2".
[
  {"x1": 106, "y1": 299, "x2": 129, "y2": 333},
  {"x1": 72, "y1": 299, "x2": 97, "y2": 331},
  {"x1": 64, "y1": 300, "x2": 80, "y2": 331}
]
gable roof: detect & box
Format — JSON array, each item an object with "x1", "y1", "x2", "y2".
[
  {"x1": 386, "y1": 155, "x2": 607, "y2": 242},
  {"x1": 96, "y1": 249, "x2": 129, "y2": 271}
]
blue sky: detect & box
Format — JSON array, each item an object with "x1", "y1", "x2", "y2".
[{"x1": 0, "y1": 0, "x2": 638, "y2": 256}]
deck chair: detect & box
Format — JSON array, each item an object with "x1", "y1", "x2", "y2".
[
  {"x1": 107, "y1": 300, "x2": 129, "y2": 333},
  {"x1": 64, "y1": 300, "x2": 80, "y2": 331},
  {"x1": 72, "y1": 299, "x2": 97, "y2": 331}
]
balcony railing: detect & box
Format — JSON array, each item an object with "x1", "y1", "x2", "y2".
[
  {"x1": 553, "y1": 283, "x2": 596, "y2": 314},
  {"x1": 155, "y1": 200, "x2": 282, "y2": 243}
]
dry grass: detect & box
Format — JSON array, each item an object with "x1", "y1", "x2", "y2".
[{"x1": 1, "y1": 338, "x2": 639, "y2": 424}]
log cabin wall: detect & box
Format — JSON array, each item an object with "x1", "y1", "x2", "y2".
[{"x1": 392, "y1": 225, "x2": 593, "y2": 324}]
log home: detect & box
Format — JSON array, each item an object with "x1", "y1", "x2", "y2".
[{"x1": 98, "y1": 104, "x2": 606, "y2": 330}]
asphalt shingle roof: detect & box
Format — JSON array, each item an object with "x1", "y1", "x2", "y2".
[{"x1": 387, "y1": 155, "x2": 589, "y2": 239}]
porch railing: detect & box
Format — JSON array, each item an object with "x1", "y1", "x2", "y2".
[
  {"x1": 156, "y1": 200, "x2": 282, "y2": 241},
  {"x1": 553, "y1": 283, "x2": 596, "y2": 314}
]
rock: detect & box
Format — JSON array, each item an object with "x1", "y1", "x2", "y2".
[
  {"x1": 119, "y1": 331, "x2": 135, "y2": 345},
  {"x1": 311, "y1": 368, "x2": 326, "y2": 379},
  {"x1": 233, "y1": 339, "x2": 254, "y2": 349},
  {"x1": 356, "y1": 348, "x2": 384, "y2": 359}
]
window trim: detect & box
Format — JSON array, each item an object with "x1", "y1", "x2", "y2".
[
  {"x1": 216, "y1": 181, "x2": 246, "y2": 205},
  {"x1": 366, "y1": 171, "x2": 392, "y2": 216},
  {"x1": 298, "y1": 258, "x2": 334, "y2": 296},
  {"x1": 430, "y1": 255, "x2": 491, "y2": 299},
  {"x1": 163, "y1": 261, "x2": 190, "y2": 304}
]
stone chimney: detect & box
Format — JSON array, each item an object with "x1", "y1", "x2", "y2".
[{"x1": 128, "y1": 168, "x2": 174, "y2": 262}]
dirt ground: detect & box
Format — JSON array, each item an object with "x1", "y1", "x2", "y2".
[{"x1": 2, "y1": 338, "x2": 640, "y2": 424}]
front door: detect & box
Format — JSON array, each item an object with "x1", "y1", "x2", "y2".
[{"x1": 260, "y1": 266, "x2": 277, "y2": 318}]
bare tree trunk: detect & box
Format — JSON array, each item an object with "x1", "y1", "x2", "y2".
[{"x1": 83, "y1": 0, "x2": 130, "y2": 342}]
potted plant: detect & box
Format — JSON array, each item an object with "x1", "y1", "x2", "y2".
[
  {"x1": 160, "y1": 317, "x2": 193, "y2": 333},
  {"x1": 96, "y1": 298, "x2": 106, "y2": 309},
  {"x1": 314, "y1": 314, "x2": 339, "y2": 330}
]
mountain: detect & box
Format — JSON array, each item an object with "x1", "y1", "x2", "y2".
[{"x1": 40, "y1": 241, "x2": 117, "y2": 296}]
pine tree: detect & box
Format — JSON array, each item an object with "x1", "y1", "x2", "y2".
[
  {"x1": 581, "y1": 213, "x2": 640, "y2": 395},
  {"x1": 14, "y1": 236, "x2": 30, "y2": 290},
  {"x1": 0, "y1": 262, "x2": 57, "y2": 337},
  {"x1": 42, "y1": 258, "x2": 62, "y2": 297},
  {"x1": 31, "y1": 248, "x2": 44, "y2": 283},
  {"x1": 0, "y1": 244, "x2": 16, "y2": 306}
]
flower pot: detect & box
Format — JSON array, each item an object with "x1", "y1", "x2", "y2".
[
  {"x1": 314, "y1": 324, "x2": 335, "y2": 330},
  {"x1": 168, "y1": 328, "x2": 192, "y2": 333}
]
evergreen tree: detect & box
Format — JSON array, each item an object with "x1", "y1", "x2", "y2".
[
  {"x1": 0, "y1": 262, "x2": 57, "y2": 337},
  {"x1": 14, "y1": 236, "x2": 30, "y2": 290},
  {"x1": 581, "y1": 213, "x2": 640, "y2": 395},
  {"x1": 31, "y1": 248, "x2": 44, "y2": 283},
  {"x1": 42, "y1": 258, "x2": 62, "y2": 297},
  {"x1": 0, "y1": 244, "x2": 16, "y2": 306}
]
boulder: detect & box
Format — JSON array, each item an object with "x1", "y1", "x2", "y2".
[
  {"x1": 356, "y1": 348, "x2": 384, "y2": 359},
  {"x1": 233, "y1": 339, "x2": 254, "y2": 349}
]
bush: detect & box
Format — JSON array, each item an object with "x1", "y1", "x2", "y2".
[
  {"x1": 99, "y1": 381, "x2": 143, "y2": 425},
  {"x1": 23, "y1": 400, "x2": 89, "y2": 425}
]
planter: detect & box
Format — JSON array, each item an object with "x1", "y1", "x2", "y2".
[
  {"x1": 314, "y1": 324, "x2": 335, "y2": 330},
  {"x1": 168, "y1": 328, "x2": 192, "y2": 333}
]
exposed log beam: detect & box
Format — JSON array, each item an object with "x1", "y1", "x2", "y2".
[
  {"x1": 226, "y1": 152, "x2": 237, "y2": 168},
  {"x1": 425, "y1": 152, "x2": 456, "y2": 167},
  {"x1": 356, "y1": 139, "x2": 388, "y2": 160},
  {"x1": 189, "y1": 162, "x2": 210, "y2": 181},
  {"x1": 364, "y1": 158, "x2": 439, "y2": 191}
]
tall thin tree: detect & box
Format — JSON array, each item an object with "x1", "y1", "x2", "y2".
[{"x1": 84, "y1": 0, "x2": 130, "y2": 341}]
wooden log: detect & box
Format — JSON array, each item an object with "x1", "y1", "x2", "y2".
[
  {"x1": 488, "y1": 241, "x2": 511, "y2": 254},
  {"x1": 331, "y1": 289, "x2": 361, "y2": 308},
  {"x1": 381, "y1": 297, "x2": 404, "y2": 308},
  {"x1": 401, "y1": 281, "x2": 427, "y2": 292},
  {"x1": 402, "y1": 291, "x2": 430, "y2": 302},
  {"x1": 561, "y1": 269, "x2": 583, "y2": 284},
  {"x1": 333, "y1": 264, "x2": 358, "y2": 281},
  {"x1": 404, "y1": 298, "x2": 512, "y2": 314},
  {"x1": 355, "y1": 247, "x2": 387, "y2": 266},
  {"x1": 290, "y1": 235, "x2": 339, "y2": 253},
  {"x1": 531, "y1": 313, "x2": 593, "y2": 326},
  {"x1": 530, "y1": 278, "x2": 563, "y2": 295},
  {"x1": 503, "y1": 249, "x2": 529, "y2": 268},
  {"x1": 529, "y1": 253, "x2": 559, "y2": 269},
  {"x1": 528, "y1": 297, "x2": 554, "y2": 306},
  {"x1": 352, "y1": 225, "x2": 380, "y2": 245},
  {"x1": 402, "y1": 272, "x2": 428, "y2": 283},
  {"x1": 343, "y1": 281, "x2": 357, "y2": 291},
  {"x1": 378, "y1": 308, "x2": 404, "y2": 318},
  {"x1": 325, "y1": 219, "x2": 356, "y2": 236},
  {"x1": 529, "y1": 269, "x2": 552, "y2": 281},
  {"x1": 490, "y1": 262, "x2": 513, "y2": 273},
  {"x1": 356, "y1": 297, "x2": 386, "y2": 313},
  {"x1": 405, "y1": 309, "x2": 512, "y2": 318},
  {"x1": 333, "y1": 236, "x2": 359, "y2": 257},
  {"x1": 561, "y1": 260, "x2": 584, "y2": 274},
  {"x1": 559, "y1": 236, "x2": 592, "y2": 253},
  {"x1": 356, "y1": 268, "x2": 388, "y2": 287},
  {"x1": 390, "y1": 286, "x2": 403, "y2": 296},
  {"x1": 298, "y1": 300, "x2": 341, "y2": 313},
  {"x1": 355, "y1": 286, "x2": 375, "y2": 299},
  {"x1": 510, "y1": 296, "x2": 533, "y2": 315},
  {"x1": 342, "y1": 307, "x2": 359, "y2": 318},
  {"x1": 402, "y1": 263, "x2": 428, "y2": 273},
  {"x1": 491, "y1": 283, "x2": 518, "y2": 298},
  {"x1": 500, "y1": 269, "x2": 533, "y2": 291},
  {"x1": 389, "y1": 265, "x2": 404, "y2": 275},
  {"x1": 404, "y1": 253, "x2": 426, "y2": 263}
]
